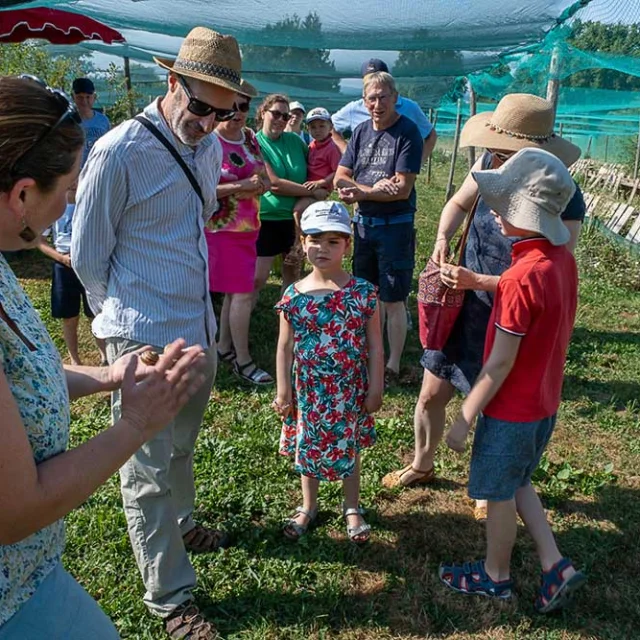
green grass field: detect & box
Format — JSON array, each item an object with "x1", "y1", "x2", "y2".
[{"x1": 8, "y1": 156, "x2": 640, "y2": 639}]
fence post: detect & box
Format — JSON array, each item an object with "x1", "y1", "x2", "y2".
[
  {"x1": 467, "y1": 78, "x2": 476, "y2": 169},
  {"x1": 445, "y1": 99, "x2": 462, "y2": 202},
  {"x1": 123, "y1": 56, "x2": 135, "y2": 118}
]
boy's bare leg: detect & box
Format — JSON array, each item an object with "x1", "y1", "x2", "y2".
[
  {"x1": 62, "y1": 315, "x2": 82, "y2": 365},
  {"x1": 95, "y1": 336, "x2": 108, "y2": 365},
  {"x1": 485, "y1": 499, "x2": 518, "y2": 582}
]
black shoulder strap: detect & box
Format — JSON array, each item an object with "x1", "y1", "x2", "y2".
[{"x1": 134, "y1": 115, "x2": 204, "y2": 207}]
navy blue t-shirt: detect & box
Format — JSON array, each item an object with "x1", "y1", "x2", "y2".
[{"x1": 340, "y1": 114, "x2": 423, "y2": 218}]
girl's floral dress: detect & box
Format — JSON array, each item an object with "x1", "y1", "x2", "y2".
[{"x1": 275, "y1": 277, "x2": 377, "y2": 480}]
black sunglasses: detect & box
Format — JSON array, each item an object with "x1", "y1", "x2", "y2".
[
  {"x1": 176, "y1": 74, "x2": 236, "y2": 121},
  {"x1": 12, "y1": 74, "x2": 82, "y2": 170},
  {"x1": 235, "y1": 101, "x2": 251, "y2": 113},
  {"x1": 267, "y1": 109, "x2": 291, "y2": 122}
]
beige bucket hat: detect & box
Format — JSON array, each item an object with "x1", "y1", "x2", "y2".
[
  {"x1": 472, "y1": 147, "x2": 576, "y2": 246},
  {"x1": 154, "y1": 26, "x2": 257, "y2": 97},
  {"x1": 460, "y1": 93, "x2": 580, "y2": 167}
]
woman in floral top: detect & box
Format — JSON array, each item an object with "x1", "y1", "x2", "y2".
[
  {"x1": 207, "y1": 80, "x2": 273, "y2": 385},
  {"x1": 273, "y1": 201, "x2": 384, "y2": 545},
  {"x1": 0, "y1": 76, "x2": 206, "y2": 639}
]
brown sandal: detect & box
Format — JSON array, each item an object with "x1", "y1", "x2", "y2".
[
  {"x1": 165, "y1": 601, "x2": 218, "y2": 639},
  {"x1": 182, "y1": 524, "x2": 230, "y2": 553},
  {"x1": 382, "y1": 464, "x2": 436, "y2": 489}
]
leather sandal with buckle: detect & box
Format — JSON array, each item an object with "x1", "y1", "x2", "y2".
[
  {"x1": 283, "y1": 506, "x2": 317, "y2": 541},
  {"x1": 233, "y1": 359, "x2": 274, "y2": 386},
  {"x1": 381, "y1": 464, "x2": 436, "y2": 489},
  {"x1": 342, "y1": 503, "x2": 371, "y2": 545},
  {"x1": 182, "y1": 524, "x2": 230, "y2": 553},
  {"x1": 165, "y1": 601, "x2": 218, "y2": 640}
]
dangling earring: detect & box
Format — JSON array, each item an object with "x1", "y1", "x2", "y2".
[{"x1": 19, "y1": 215, "x2": 36, "y2": 243}]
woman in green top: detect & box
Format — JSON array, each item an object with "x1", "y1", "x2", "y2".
[{"x1": 255, "y1": 94, "x2": 328, "y2": 292}]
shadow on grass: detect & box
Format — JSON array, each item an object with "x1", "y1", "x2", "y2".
[
  {"x1": 4, "y1": 247, "x2": 51, "y2": 280},
  {"x1": 563, "y1": 374, "x2": 640, "y2": 410},
  {"x1": 196, "y1": 485, "x2": 640, "y2": 638}
]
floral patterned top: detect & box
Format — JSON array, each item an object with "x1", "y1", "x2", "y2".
[
  {"x1": 275, "y1": 277, "x2": 377, "y2": 480},
  {"x1": 206, "y1": 128, "x2": 265, "y2": 233},
  {"x1": 0, "y1": 255, "x2": 69, "y2": 626}
]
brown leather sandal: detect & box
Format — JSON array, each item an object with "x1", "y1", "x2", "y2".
[
  {"x1": 182, "y1": 524, "x2": 230, "y2": 553},
  {"x1": 165, "y1": 601, "x2": 218, "y2": 639},
  {"x1": 381, "y1": 464, "x2": 436, "y2": 489}
]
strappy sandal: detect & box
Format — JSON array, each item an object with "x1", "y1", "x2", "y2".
[
  {"x1": 384, "y1": 367, "x2": 400, "y2": 388},
  {"x1": 535, "y1": 558, "x2": 587, "y2": 613},
  {"x1": 233, "y1": 359, "x2": 274, "y2": 386},
  {"x1": 283, "y1": 506, "x2": 317, "y2": 541},
  {"x1": 182, "y1": 524, "x2": 230, "y2": 553},
  {"x1": 165, "y1": 600, "x2": 218, "y2": 639},
  {"x1": 439, "y1": 559, "x2": 513, "y2": 600},
  {"x1": 342, "y1": 503, "x2": 371, "y2": 545},
  {"x1": 381, "y1": 464, "x2": 436, "y2": 489},
  {"x1": 217, "y1": 348, "x2": 236, "y2": 364}
]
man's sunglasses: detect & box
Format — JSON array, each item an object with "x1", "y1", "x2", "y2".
[
  {"x1": 235, "y1": 101, "x2": 251, "y2": 113},
  {"x1": 12, "y1": 74, "x2": 82, "y2": 170},
  {"x1": 267, "y1": 109, "x2": 291, "y2": 122},
  {"x1": 177, "y1": 74, "x2": 236, "y2": 121}
]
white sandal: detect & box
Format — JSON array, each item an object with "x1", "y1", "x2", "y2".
[{"x1": 342, "y1": 503, "x2": 371, "y2": 544}]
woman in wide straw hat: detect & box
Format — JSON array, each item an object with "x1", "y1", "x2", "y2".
[{"x1": 382, "y1": 94, "x2": 586, "y2": 514}]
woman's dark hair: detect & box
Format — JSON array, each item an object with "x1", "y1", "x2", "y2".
[
  {"x1": 0, "y1": 76, "x2": 84, "y2": 193},
  {"x1": 255, "y1": 93, "x2": 289, "y2": 130}
]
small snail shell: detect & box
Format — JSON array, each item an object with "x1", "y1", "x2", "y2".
[{"x1": 140, "y1": 350, "x2": 159, "y2": 366}]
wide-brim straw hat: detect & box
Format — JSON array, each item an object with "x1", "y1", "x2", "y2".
[
  {"x1": 473, "y1": 147, "x2": 575, "y2": 246},
  {"x1": 460, "y1": 93, "x2": 580, "y2": 167},
  {"x1": 154, "y1": 26, "x2": 257, "y2": 97}
]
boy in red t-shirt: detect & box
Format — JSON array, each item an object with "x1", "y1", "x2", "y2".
[{"x1": 440, "y1": 148, "x2": 586, "y2": 612}]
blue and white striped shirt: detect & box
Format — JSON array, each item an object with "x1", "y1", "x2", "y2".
[{"x1": 72, "y1": 99, "x2": 220, "y2": 348}]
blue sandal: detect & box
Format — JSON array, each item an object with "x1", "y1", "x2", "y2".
[
  {"x1": 535, "y1": 558, "x2": 587, "y2": 613},
  {"x1": 439, "y1": 559, "x2": 513, "y2": 600}
]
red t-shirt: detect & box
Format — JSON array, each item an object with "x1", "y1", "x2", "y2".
[
  {"x1": 483, "y1": 238, "x2": 578, "y2": 422},
  {"x1": 307, "y1": 136, "x2": 342, "y2": 183}
]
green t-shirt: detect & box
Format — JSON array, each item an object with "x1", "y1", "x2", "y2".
[{"x1": 257, "y1": 130, "x2": 308, "y2": 221}]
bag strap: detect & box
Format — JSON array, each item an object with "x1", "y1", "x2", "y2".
[
  {"x1": 451, "y1": 193, "x2": 481, "y2": 265},
  {"x1": 134, "y1": 115, "x2": 205, "y2": 207}
]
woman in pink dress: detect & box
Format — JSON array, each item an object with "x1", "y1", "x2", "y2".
[{"x1": 206, "y1": 81, "x2": 273, "y2": 385}]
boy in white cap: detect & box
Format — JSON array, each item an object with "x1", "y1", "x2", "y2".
[{"x1": 440, "y1": 148, "x2": 586, "y2": 612}]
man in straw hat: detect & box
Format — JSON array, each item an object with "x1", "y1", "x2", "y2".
[
  {"x1": 381, "y1": 94, "x2": 585, "y2": 509},
  {"x1": 440, "y1": 147, "x2": 587, "y2": 611},
  {"x1": 73, "y1": 26, "x2": 256, "y2": 639}
]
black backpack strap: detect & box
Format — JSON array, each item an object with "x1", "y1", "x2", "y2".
[{"x1": 134, "y1": 115, "x2": 205, "y2": 207}]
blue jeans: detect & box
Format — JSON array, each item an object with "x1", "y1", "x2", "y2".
[{"x1": 0, "y1": 563, "x2": 119, "y2": 639}]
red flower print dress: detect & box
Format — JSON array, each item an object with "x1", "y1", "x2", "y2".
[{"x1": 275, "y1": 277, "x2": 378, "y2": 480}]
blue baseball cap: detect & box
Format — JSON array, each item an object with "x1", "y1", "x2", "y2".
[{"x1": 361, "y1": 58, "x2": 389, "y2": 76}]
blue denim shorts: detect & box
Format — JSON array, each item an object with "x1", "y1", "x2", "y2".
[
  {"x1": 468, "y1": 414, "x2": 557, "y2": 501},
  {"x1": 352, "y1": 221, "x2": 415, "y2": 302}
]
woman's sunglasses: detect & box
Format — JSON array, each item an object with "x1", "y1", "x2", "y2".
[
  {"x1": 177, "y1": 74, "x2": 236, "y2": 121},
  {"x1": 235, "y1": 101, "x2": 251, "y2": 113},
  {"x1": 267, "y1": 109, "x2": 291, "y2": 122},
  {"x1": 12, "y1": 74, "x2": 82, "y2": 171}
]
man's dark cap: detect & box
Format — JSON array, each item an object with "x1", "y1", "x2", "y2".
[
  {"x1": 72, "y1": 78, "x2": 95, "y2": 94},
  {"x1": 361, "y1": 58, "x2": 389, "y2": 76}
]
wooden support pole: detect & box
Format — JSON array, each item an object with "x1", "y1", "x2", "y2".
[
  {"x1": 426, "y1": 108, "x2": 434, "y2": 184},
  {"x1": 633, "y1": 116, "x2": 640, "y2": 181},
  {"x1": 427, "y1": 109, "x2": 438, "y2": 185},
  {"x1": 604, "y1": 136, "x2": 609, "y2": 163},
  {"x1": 558, "y1": 122, "x2": 564, "y2": 137},
  {"x1": 445, "y1": 99, "x2": 462, "y2": 203},
  {"x1": 546, "y1": 47, "x2": 560, "y2": 127},
  {"x1": 586, "y1": 136, "x2": 592, "y2": 158},
  {"x1": 123, "y1": 56, "x2": 134, "y2": 118},
  {"x1": 467, "y1": 78, "x2": 477, "y2": 169}
]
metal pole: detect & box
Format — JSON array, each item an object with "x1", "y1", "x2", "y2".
[
  {"x1": 546, "y1": 46, "x2": 560, "y2": 127},
  {"x1": 123, "y1": 56, "x2": 135, "y2": 118},
  {"x1": 467, "y1": 78, "x2": 477, "y2": 169},
  {"x1": 427, "y1": 110, "x2": 439, "y2": 185},
  {"x1": 426, "y1": 108, "x2": 434, "y2": 184},
  {"x1": 558, "y1": 122, "x2": 564, "y2": 137},
  {"x1": 445, "y1": 99, "x2": 462, "y2": 202}
]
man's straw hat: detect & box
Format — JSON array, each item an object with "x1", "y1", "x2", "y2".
[
  {"x1": 155, "y1": 26, "x2": 257, "y2": 97},
  {"x1": 460, "y1": 93, "x2": 580, "y2": 167}
]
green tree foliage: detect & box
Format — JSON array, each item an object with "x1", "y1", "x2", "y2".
[
  {"x1": 241, "y1": 12, "x2": 340, "y2": 97},
  {"x1": 0, "y1": 42, "x2": 85, "y2": 91},
  {"x1": 566, "y1": 20, "x2": 640, "y2": 91}
]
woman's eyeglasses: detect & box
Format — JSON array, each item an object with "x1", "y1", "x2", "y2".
[
  {"x1": 488, "y1": 149, "x2": 512, "y2": 163},
  {"x1": 11, "y1": 75, "x2": 82, "y2": 171},
  {"x1": 177, "y1": 74, "x2": 236, "y2": 121},
  {"x1": 267, "y1": 109, "x2": 291, "y2": 122}
]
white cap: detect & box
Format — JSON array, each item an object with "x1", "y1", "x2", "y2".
[
  {"x1": 289, "y1": 101, "x2": 306, "y2": 113},
  {"x1": 473, "y1": 147, "x2": 575, "y2": 246},
  {"x1": 306, "y1": 107, "x2": 331, "y2": 123},
  {"x1": 300, "y1": 201, "x2": 352, "y2": 236}
]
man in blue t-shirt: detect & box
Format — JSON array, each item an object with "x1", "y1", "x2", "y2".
[
  {"x1": 72, "y1": 78, "x2": 110, "y2": 166},
  {"x1": 332, "y1": 58, "x2": 437, "y2": 162},
  {"x1": 335, "y1": 71, "x2": 423, "y2": 383}
]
